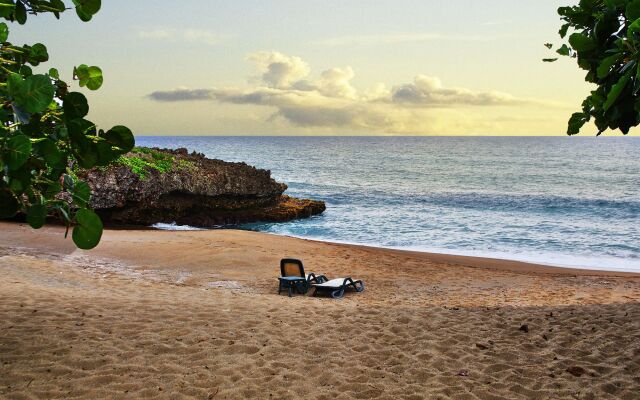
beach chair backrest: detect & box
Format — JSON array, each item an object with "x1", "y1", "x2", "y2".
[{"x1": 281, "y1": 258, "x2": 304, "y2": 277}]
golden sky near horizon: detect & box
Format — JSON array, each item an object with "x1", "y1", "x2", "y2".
[{"x1": 14, "y1": 0, "x2": 606, "y2": 136}]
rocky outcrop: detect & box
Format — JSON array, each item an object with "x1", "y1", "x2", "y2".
[{"x1": 76, "y1": 148, "x2": 325, "y2": 227}]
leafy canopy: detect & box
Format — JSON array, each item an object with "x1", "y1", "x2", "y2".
[
  {"x1": 546, "y1": 0, "x2": 640, "y2": 135},
  {"x1": 0, "y1": 0, "x2": 134, "y2": 249}
]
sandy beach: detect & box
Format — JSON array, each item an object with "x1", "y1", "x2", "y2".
[{"x1": 1, "y1": 221, "x2": 639, "y2": 399}]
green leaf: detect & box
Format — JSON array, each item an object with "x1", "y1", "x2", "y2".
[
  {"x1": 73, "y1": 0, "x2": 101, "y2": 15},
  {"x1": 628, "y1": 18, "x2": 640, "y2": 35},
  {"x1": 27, "y1": 204, "x2": 47, "y2": 229},
  {"x1": 544, "y1": 43, "x2": 553, "y2": 49},
  {"x1": 63, "y1": 92, "x2": 89, "y2": 120},
  {"x1": 559, "y1": 23, "x2": 570, "y2": 38},
  {"x1": 603, "y1": 71, "x2": 631, "y2": 111},
  {"x1": 567, "y1": 112, "x2": 589, "y2": 135},
  {"x1": 49, "y1": 0, "x2": 66, "y2": 12},
  {"x1": 71, "y1": 140, "x2": 98, "y2": 169},
  {"x1": 568, "y1": 33, "x2": 596, "y2": 52},
  {"x1": 8, "y1": 74, "x2": 56, "y2": 114},
  {"x1": 0, "y1": 22, "x2": 8, "y2": 42},
  {"x1": 0, "y1": 188, "x2": 19, "y2": 218},
  {"x1": 72, "y1": 181, "x2": 91, "y2": 208},
  {"x1": 556, "y1": 44, "x2": 571, "y2": 56},
  {"x1": 104, "y1": 125, "x2": 135, "y2": 154},
  {"x1": 95, "y1": 141, "x2": 116, "y2": 166},
  {"x1": 42, "y1": 183, "x2": 62, "y2": 200},
  {"x1": 604, "y1": 0, "x2": 626, "y2": 8},
  {"x1": 67, "y1": 118, "x2": 96, "y2": 142},
  {"x1": 72, "y1": 208, "x2": 103, "y2": 249},
  {"x1": 28, "y1": 43, "x2": 49, "y2": 66},
  {"x1": 75, "y1": 7, "x2": 92, "y2": 21},
  {"x1": 35, "y1": 138, "x2": 63, "y2": 165},
  {"x1": 0, "y1": 0, "x2": 15, "y2": 19},
  {"x1": 543, "y1": 58, "x2": 558, "y2": 62},
  {"x1": 48, "y1": 68, "x2": 60, "y2": 79},
  {"x1": 75, "y1": 64, "x2": 104, "y2": 90},
  {"x1": 15, "y1": 0, "x2": 26, "y2": 24},
  {"x1": 5, "y1": 134, "x2": 31, "y2": 170},
  {"x1": 597, "y1": 53, "x2": 622, "y2": 79},
  {"x1": 63, "y1": 174, "x2": 75, "y2": 191}
]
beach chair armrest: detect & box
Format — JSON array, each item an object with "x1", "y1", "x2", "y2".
[{"x1": 307, "y1": 273, "x2": 329, "y2": 284}]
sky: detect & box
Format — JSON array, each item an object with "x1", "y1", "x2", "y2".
[{"x1": 12, "y1": 0, "x2": 600, "y2": 136}]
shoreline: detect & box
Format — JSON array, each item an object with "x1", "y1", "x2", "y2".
[
  {"x1": 150, "y1": 223, "x2": 640, "y2": 276},
  {"x1": 227, "y1": 230, "x2": 640, "y2": 277}
]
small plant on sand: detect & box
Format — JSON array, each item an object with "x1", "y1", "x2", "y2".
[
  {"x1": 0, "y1": 1, "x2": 134, "y2": 249},
  {"x1": 546, "y1": 0, "x2": 640, "y2": 135}
]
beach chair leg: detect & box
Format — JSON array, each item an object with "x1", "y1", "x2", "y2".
[
  {"x1": 288, "y1": 284, "x2": 293, "y2": 297},
  {"x1": 330, "y1": 288, "x2": 345, "y2": 299}
]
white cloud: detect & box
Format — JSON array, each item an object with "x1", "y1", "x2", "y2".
[
  {"x1": 138, "y1": 28, "x2": 228, "y2": 46},
  {"x1": 147, "y1": 51, "x2": 561, "y2": 134},
  {"x1": 389, "y1": 75, "x2": 525, "y2": 107},
  {"x1": 247, "y1": 52, "x2": 310, "y2": 89}
]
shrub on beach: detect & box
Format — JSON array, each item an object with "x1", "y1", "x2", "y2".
[
  {"x1": 546, "y1": 0, "x2": 640, "y2": 135},
  {"x1": 0, "y1": 1, "x2": 134, "y2": 249}
]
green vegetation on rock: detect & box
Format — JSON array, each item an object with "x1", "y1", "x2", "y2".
[{"x1": 114, "y1": 148, "x2": 196, "y2": 180}]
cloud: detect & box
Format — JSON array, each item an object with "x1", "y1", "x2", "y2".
[
  {"x1": 147, "y1": 51, "x2": 560, "y2": 134},
  {"x1": 247, "y1": 52, "x2": 310, "y2": 88},
  {"x1": 389, "y1": 75, "x2": 525, "y2": 107},
  {"x1": 148, "y1": 88, "x2": 213, "y2": 102},
  {"x1": 138, "y1": 28, "x2": 228, "y2": 46}
]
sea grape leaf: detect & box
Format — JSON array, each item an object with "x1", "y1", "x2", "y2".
[
  {"x1": 6, "y1": 134, "x2": 31, "y2": 170},
  {"x1": 568, "y1": 33, "x2": 596, "y2": 52},
  {"x1": 603, "y1": 72, "x2": 631, "y2": 111},
  {"x1": 597, "y1": 53, "x2": 622, "y2": 78},
  {"x1": 556, "y1": 44, "x2": 571, "y2": 56},
  {"x1": 14, "y1": 0, "x2": 26, "y2": 24},
  {"x1": 0, "y1": 0, "x2": 15, "y2": 18},
  {"x1": 103, "y1": 125, "x2": 134, "y2": 154},
  {"x1": 567, "y1": 112, "x2": 589, "y2": 135},
  {"x1": 72, "y1": 208, "x2": 103, "y2": 249},
  {"x1": 35, "y1": 138, "x2": 63, "y2": 165},
  {"x1": 27, "y1": 204, "x2": 47, "y2": 229},
  {"x1": 626, "y1": 0, "x2": 640, "y2": 19},
  {"x1": 8, "y1": 74, "x2": 56, "y2": 114},
  {"x1": 63, "y1": 92, "x2": 89, "y2": 120},
  {"x1": 75, "y1": 64, "x2": 104, "y2": 90},
  {"x1": 72, "y1": 181, "x2": 91, "y2": 208},
  {"x1": 0, "y1": 21, "x2": 8, "y2": 42},
  {"x1": 48, "y1": 68, "x2": 59, "y2": 79},
  {"x1": 75, "y1": 0, "x2": 101, "y2": 14},
  {"x1": 28, "y1": 43, "x2": 49, "y2": 66}
]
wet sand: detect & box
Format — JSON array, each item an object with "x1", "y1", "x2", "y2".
[{"x1": 1, "y1": 222, "x2": 639, "y2": 399}]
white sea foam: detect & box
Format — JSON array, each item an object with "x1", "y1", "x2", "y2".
[{"x1": 151, "y1": 222, "x2": 207, "y2": 231}]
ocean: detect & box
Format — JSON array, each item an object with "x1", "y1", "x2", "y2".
[{"x1": 136, "y1": 136, "x2": 640, "y2": 273}]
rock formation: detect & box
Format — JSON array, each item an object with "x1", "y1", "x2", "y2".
[{"x1": 76, "y1": 147, "x2": 325, "y2": 227}]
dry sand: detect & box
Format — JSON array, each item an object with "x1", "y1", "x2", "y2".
[{"x1": 1, "y1": 221, "x2": 639, "y2": 399}]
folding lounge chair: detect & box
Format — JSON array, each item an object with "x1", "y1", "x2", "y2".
[
  {"x1": 278, "y1": 258, "x2": 328, "y2": 297},
  {"x1": 312, "y1": 277, "x2": 365, "y2": 299}
]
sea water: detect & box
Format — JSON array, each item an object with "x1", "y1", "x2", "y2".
[{"x1": 137, "y1": 136, "x2": 640, "y2": 273}]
